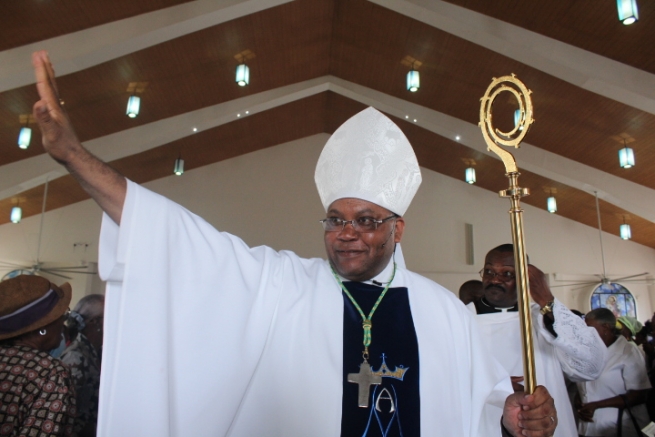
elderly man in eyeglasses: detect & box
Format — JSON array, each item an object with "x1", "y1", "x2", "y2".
[{"x1": 469, "y1": 244, "x2": 608, "y2": 437}]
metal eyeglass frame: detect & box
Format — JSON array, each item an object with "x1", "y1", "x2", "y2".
[
  {"x1": 479, "y1": 268, "x2": 515, "y2": 282},
  {"x1": 319, "y1": 215, "x2": 396, "y2": 233}
]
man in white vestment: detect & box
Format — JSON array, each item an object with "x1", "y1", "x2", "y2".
[
  {"x1": 578, "y1": 308, "x2": 651, "y2": 437},
  {"x1": 469, "y1": 244, "x2": 607, "y2": 437},
  {"x1": 30, "y1": 50, "x2": 559, "y2": 437}
]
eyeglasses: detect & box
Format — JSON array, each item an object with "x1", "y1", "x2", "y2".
[
  {"x1": 479, "y1": 268, "x2": 515, "y2": 282},
  {"x1": 319, "y1": 215, "x2": 396, "y2": 233}
]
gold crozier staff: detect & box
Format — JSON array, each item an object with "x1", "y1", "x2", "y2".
[{"x1": 479, "y1": 74, "x2": 537, "y2": 394}]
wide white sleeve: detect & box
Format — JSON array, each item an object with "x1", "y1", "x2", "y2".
[
  {"x1": 536, "y1": 299, "x2": 607, "y2": 381},
  {"x1": 470, "y1": 320, "x2": 514, "y2": 437},
  {"x1": 96, "y1": 180, "x2": 290, "y2": 437},
  {"x1": 623, "y1": 342, "x2": 652, "y2": 391},
  {"x1": 407, "y1": 275, "x2": 511, "y2": 437}
]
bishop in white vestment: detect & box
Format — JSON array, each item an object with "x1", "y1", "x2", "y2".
[{"x1": 30, "y1": 50, "x2": 559, "y2": 437}]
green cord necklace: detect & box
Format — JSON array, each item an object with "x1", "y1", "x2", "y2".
[{"x1": 331, "y1": 262, "x2": 397, "y2": 407}]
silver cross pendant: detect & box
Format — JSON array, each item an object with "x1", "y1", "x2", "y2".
[{"x1": 347, "y1": 359, "x2": 382, "y2": 408}]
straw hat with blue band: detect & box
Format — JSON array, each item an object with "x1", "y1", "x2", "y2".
[{"x1": 0, "y1": 275, "x2": 72, "y2": 341}]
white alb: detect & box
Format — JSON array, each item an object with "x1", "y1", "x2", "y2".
[
  {"x1": 96, "y1": 180, "x2": 512, "y2": 437},
  {"x1": 469, "y1": 299, "x2": 608, "y2": 437}
]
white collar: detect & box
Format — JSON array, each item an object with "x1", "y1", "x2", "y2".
[
  {"x1": 491, "y1": 302, "x2": 517, "y2": 313},
  {"x1": 365, "y1": 258, "x2": 396, "y2": 286},
  {"x1": 336, "y1": 258, "x2": 398, "y2": 287}
]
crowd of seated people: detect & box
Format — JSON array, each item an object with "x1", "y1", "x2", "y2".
[{"x1": 576, "y1": 309, "x2": 651, "y2": 437}]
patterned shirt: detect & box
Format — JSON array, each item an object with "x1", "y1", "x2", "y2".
[
  {"x1": 0, "y1": 345, "x2": 76, "y2": 437},
  {"x1": 60, "y1": 334, "x2": 100, "y2": 436}
]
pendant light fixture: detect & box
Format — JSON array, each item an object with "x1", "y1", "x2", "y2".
[
  {"x1": 545, "y1": 188, "x2": 557, "y2": 213},
  {"x1": 617, "y1": 0, "x2": 639, "y2": 25},
  {"x1": 173, "y1": 155, "x2": 184, "y2": 176},
  {"x1": 547, "y1": 196, "x2": 557, "y2": 214},
  {"x1": 10, "y1": 199, "x2": 22, "y2": 224},
  {"x1": 18, "y1": 116, "x2": 32, "y2": 150},
  {"x1": 406, "y1": 62, "x2": 420, "y2": 92},
  {"x1": 620, "y1": 216, "x2": 632, "y2": 240},
  {"x1": 618, "y1": 139, "x2": 635, "y2": 168},
  {"x1": 465, "y1": 167, "x2": 476, "y2": 184},
  {"x1": 236, "y1": 63, "x2": 250, "y2": 87},
  {"x1": 126, "y1": 95, "x2": 140, "y2": 118},
  {"x1": 18, "y1": 124, "x2": 32, "y2": 150}
]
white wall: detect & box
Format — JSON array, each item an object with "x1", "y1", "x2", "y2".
[
  {"x1": 0, "y1": 197, "x2": 104, "y2": 305},
  {"x1": 405, "y1": 170, "x2": 655, "y2": 320},
  {"x1": 1, "y1": 133, "x2": 654, "y2": 319}
]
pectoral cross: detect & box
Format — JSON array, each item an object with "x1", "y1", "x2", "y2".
[{"x1": 348, "y1": 360, "x2": 381, "y2": 408}]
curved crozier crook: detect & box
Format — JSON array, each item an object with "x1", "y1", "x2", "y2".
[
  {"x1": 479, "y1": 74, "x2": 534, "y2": 174},
  {"x1": 479, "y1": 116, "x2": 519, "y2": 173}
]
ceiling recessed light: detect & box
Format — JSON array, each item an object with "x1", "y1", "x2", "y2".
[
  {"x1": 193, "y1": 127, "x2": 198, "y2": 132},
  {"x1": 245, "y1": 111, "x2": 249, "y2": 114},
  {"x1": 237, "y1": 113, "x2": 241, "y2": 117},
  {"x1": 405, "y1": 115, "x2": 409, "y2": 119},
  {"x1": 413, "y1": 119, "x2": 417, "y2": 123},
  {"x1": 456, "y1": 136, "x2": 460, "y2": 141}
]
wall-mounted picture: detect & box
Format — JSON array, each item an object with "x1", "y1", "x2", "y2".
[{"x1": 590, "y1": 282, "x2": 636, "y2": 318}]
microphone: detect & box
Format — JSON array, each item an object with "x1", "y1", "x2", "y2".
[{"x1": 381, "y1": 229, "x2": 394, "y2": 248}]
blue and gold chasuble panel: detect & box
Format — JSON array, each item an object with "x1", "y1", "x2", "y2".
[{"x1": 341, "y1": 282, "x2": 420, "y2": 437}]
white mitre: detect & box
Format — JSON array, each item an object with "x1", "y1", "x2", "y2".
[{"x1": 314, "y1": 107, "x2": 422, "y2": 216}]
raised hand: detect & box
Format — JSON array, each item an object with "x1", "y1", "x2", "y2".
[
  {"x1": 32, "y1": 50, "x2": 83, "y2": 164},
  {"x1": 528, "y1": 265, "x2": 555, "y2": 308},
  {"x1": 31, "y1": 51, "x2": 127, "y2": 224}
]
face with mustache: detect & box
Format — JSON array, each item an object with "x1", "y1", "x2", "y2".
[
  {"x1": 324, "y1": 198, "x2": 405, "y2": 282},
  {"x1": 481, "y1": 250, "x2": 517, "y2": 308}
]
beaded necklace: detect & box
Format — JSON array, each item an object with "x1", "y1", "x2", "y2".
[{"x1": 331, "y1": 262, "x2": 397, "y2": 408}]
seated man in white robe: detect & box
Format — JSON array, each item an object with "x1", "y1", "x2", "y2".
[
  {"x1": 30, "y1": 50, "x2": 558, "y2": 437},
  {"x1": 469, "y1": 244, "x2": 607, "y2": 437}
]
